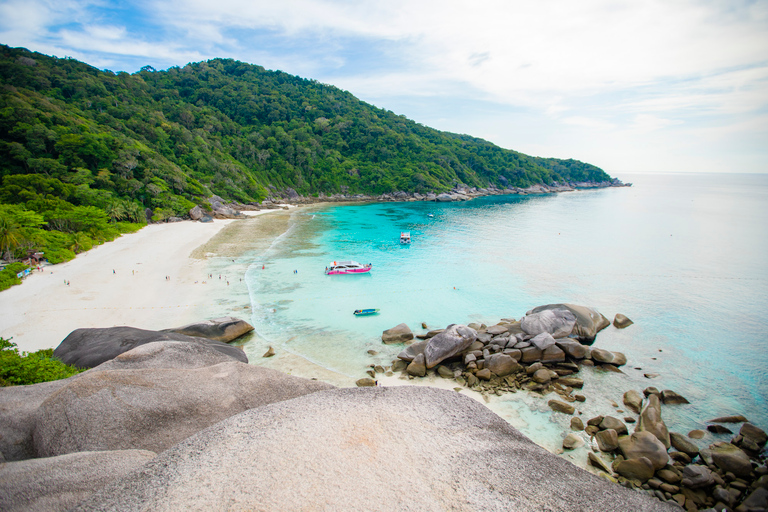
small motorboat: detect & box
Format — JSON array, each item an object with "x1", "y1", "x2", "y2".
[
  {"x1": 354, "y1": 308, "x2": 380, "y2": 316},
  {"x1": 400, "y1": 231, "x2": 411, "y2": 244},
  {"x1": 325, "y1": 261, "x2": 372, "y2": 275},
  {"x1": 428, "y1": 213, "x2": 434, "y2": 218}
]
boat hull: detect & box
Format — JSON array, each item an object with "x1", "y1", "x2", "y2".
[{"x1": 325, "y1": 267, "x2": 372, "y2": 275}]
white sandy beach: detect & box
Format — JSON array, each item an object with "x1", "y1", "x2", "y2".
[{"x1": 0, "y1": 210, "x2": 284, "y2": 353}]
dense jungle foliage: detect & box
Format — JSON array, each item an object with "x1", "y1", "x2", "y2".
[
  {"x1": 0, "y1": 44, "x2": 612, "y2": 265},
  {"x1": 0, "y1": 338, "x2": 85, "y2": 385}
]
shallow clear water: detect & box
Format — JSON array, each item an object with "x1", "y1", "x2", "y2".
[{"x1": 242, "y1": 172, "x2": 768, "y2": 449}]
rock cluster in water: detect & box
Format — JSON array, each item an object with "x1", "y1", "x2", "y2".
[
  {"x1": 374, "y1": 304, "x2": 768, "y2": 511},
  {"x1": 0, "y1": 317, "x2": 675, "y2": 511}
]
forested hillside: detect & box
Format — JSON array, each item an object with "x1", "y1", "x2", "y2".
[{"x1": 0, "y1": 44, "x2": 612, "y2": 265}]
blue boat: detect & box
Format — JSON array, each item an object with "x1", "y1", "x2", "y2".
[{"x1": 354, "y1": 308, "x2": 380, "y2": 316}]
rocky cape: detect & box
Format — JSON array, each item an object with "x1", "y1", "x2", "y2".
[
  {"x1": 371, "y1": 304, "x2": 768, "y2": 512},
  {"x1": 177, "y1": 180, "x2": 630, "y2": 220},
  {"x1": 1, "y1": 317, "x2": 681, "y2": 512}
]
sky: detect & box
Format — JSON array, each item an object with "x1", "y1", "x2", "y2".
[{"x1": 1, "y1": 0, "x2": 767, "y2": 176}]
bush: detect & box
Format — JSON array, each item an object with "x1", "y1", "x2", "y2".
[
  {"x1": 0, "y1": 262, "x2": 28, "y2": 291},
  {"x1": 0, "y1": 338, "x2": 85, "y2": 386}
]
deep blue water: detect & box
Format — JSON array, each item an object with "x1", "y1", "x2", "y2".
[{"x1": 242, "y1": 172, "x2": 768, "y2": 448}]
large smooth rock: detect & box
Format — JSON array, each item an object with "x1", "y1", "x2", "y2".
[
  {"x1": 0, "y1": 341, "x2": 240, "y2": 462},
  {"x1": 613, "y1": 314, "x2": 633, "y2": 329},
  {"x1": 669, "y1": 432, "x2": 699, "y2": 457},
  {"x1": 540, "y1": 345, "x2": 566, "y2": 363},
  {"x1": 590, "y1": 348, "x2": 627, "y2": 366},
  {"x1": 528, "y1": 304, "x2": 610, "y2": 344},
  {"x1": 396, "y1": 339, "x2": 429, "y2": 362},
  {"x1": 618, "y1": 431, "x2": 670, "y2": 470},
  {"x1": 623, "y1": 390, "x2": 643, "y2": 414},
  {"x1": 71, "y1": 387, "x2": 676, "y2": 512},
  {"x1": 660, "y1": 390, "x2": 689, "y2": 405},
  {"x1": 406, "y1": 353, "x2": 427, "y2": 377},
  {"x1": 423, "y1": 324, "x2": 477, "y2": 369},
  {"x1": 637, "y1": 393, "x2": 670, "y2": 448},
  {"x1": 162, "y1": 316, "x2": 254, "y2": 342},
  {"x1": 680, "y1": 465, "x2": 714, "y2": 489},
  {"x1": 381, "y1": 323, "x2": 414, "y2": 344},
  {"x1": 53, "y1": 326, "x2": 248, "y2": 368},
  {"x1": 740, "y1": 422, "x2": 767, "y2": 447},
  {"x1": 529, "y1": 332, "x2": 556, "y2": 350},
  {"x1": 520, "y1": 309, "x2": 576, "y2": 338},
  {"x1": 548, "y1": 400, "x2": 575, "y2": 415},
  {"x1": 95, "y1": 340, "x2": 245, "y2": 371},
  {"x1": 555, "y1": 340, "x2": 591, "y2": 359},
  {"x1": 0, "y1": 379, "x2": 74, "y2": 461},
  {"x1": 32, "y1": 362, "x2": 334, "y2": 458},
  {"x1": 709, "y1": 442, "x2": 753, "y2": 479},
  {"x1": 596, "y1": 429, "x2": 619, "y2": 452},
  {"x1": 615, "y1": 457, "x2": 655, "y2": 483},
  {"x1": 0, "y1": 450, "x2": 155, "y2": 512},
  {"x1": 485, "y1": 353, "x2": 523, "y2": 377},
  {"x1": 599, "y1": 416, "x2": 628, "y2": 436}
]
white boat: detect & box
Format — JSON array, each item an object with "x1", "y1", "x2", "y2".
[
  {"x1": 325, "y1": 261, "x2": 372, "y2": 275},
  {"x1": 400, "y1": 232, "x2": 411, "y2": 244}
]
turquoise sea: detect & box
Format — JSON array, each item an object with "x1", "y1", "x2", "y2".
[{"x1": 240, "y1": 172, "x2": 768, "y2": 452}]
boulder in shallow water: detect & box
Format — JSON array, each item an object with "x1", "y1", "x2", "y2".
[
  {"x1": 381, "y1": 323, "x2": 413, "y2": 344},
  {"x1": 618, "y1": 431, "x2": 670, "y2": 470},
  {"x1": 637, "y1": 394, "x2": 670, "y2": 448},
  {"x1": 423, "y1": 324, "x2": 477, "y2": 369},
  {"x1": 529, "y1": 332, "x2": 556, "y2": 350},
  {"x1": 623, "y1": 390, "x2": 643, "y2": 414},
  {"x1": 527, "y1": 304, "x2": 610, "y2": 344},
  {"x1": 53, "y1": 326, "x2": 248, "y2": 369},
  {"x1": 162, "y1": 316, "x2": 254, "y2": 343},
  {"x1": 669, "y1": 432, "x2": 699, "y2": 457},
  {"x1": 485, "y1": 353, "x2": 522, "y2": 377},
  {"x1": 70, "y1": 387, "x2": 675, "y2": 512},
  {"x1": 563, "y1": 433, "x2": 584, "y2": 450},
  {"x1": 613, "y1": 314, "x2": 634, "y2": 329},
  {"x1": 555, "y1": 340, "x2": 591, "y2": 359},
  {"x1": 709, "y1": 442, "x2": 753, "y2": 479},
  {"x1": 590, "y1": 348, "x2": 627, "y2": 366},
  {"x1": 660, "y1": 390, "x2": 689, "y2": 405},
  {"x1": 397, "y1": 339, "x2": 428, "y2": 362},
  {"x1": 548, "y1": 400, "x2": 575, "y2": 415},
  {"x1": 406, "y1": 353, "x2": 427, "y2": 377},
  {"x1": 520, "y1": 309, "x2": 576, "y2": 338}
]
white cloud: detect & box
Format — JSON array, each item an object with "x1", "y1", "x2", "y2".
[{"x1": 0, "y1": 0, "x2": 766, "y2": 172}]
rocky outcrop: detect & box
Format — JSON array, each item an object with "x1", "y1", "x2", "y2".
[
  {"x1": 381, "y1": 323, "x2": 413, "y2": 344},
  {"x1": 53, "y1": 326, "x2": 248, "y2": 368},
  {"x1": 71, "y1": 387, "x2": 674, "y2": 512},
  {"x1": 520, "y1": 309, "x2": 576, "y2": 338},
  {"x1": 636, "y1": 394, "x2": 670, "y2": 448},
  {"x1": 32, "y1": 361, "x2": 334, "y2": 458},
  {"x1": 423, "y1": 324, "x2": 477, "y2": 368},
  {"x1": 613, "y1": 314, "x2": 633, "y2": 329},
  {"x1": 162, "y1": 316, "x2": 254, "y2": 343},
  {"x1": 0, "y1": 450, "x2": 155, "y2": 512},
  {"x1": 618, "y1": 431, "x2": 670, "y2": 470},
  {"x1": 527, "y1": 304, "x2": 610, "y2": 343}
]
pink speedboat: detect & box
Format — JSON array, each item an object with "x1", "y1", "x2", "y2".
[{"x1": 325, "y1": 261, "x2": 372, "y2": 275}]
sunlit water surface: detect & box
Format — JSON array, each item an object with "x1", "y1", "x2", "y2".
[{"x1": 240, "y1": 172, "x2": 768, "y2": 452}]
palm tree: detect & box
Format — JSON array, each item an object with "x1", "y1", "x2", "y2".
[
  {"x1": 0, "y1": 215, "x2": 22, "y2": 261},
  {"x1": 69, "y1": 232, "x2": 89, "y2": 254},
  {"x1": 124, "y1": 203, "x2": 146, "y2": 224},
  {"x1": 104, "y1": 200, "x2": 127, "y2": 223}
]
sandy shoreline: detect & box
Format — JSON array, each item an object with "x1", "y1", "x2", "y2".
[{"x1": 0, "y1": 209, "x2": 289, "y2": 353}]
